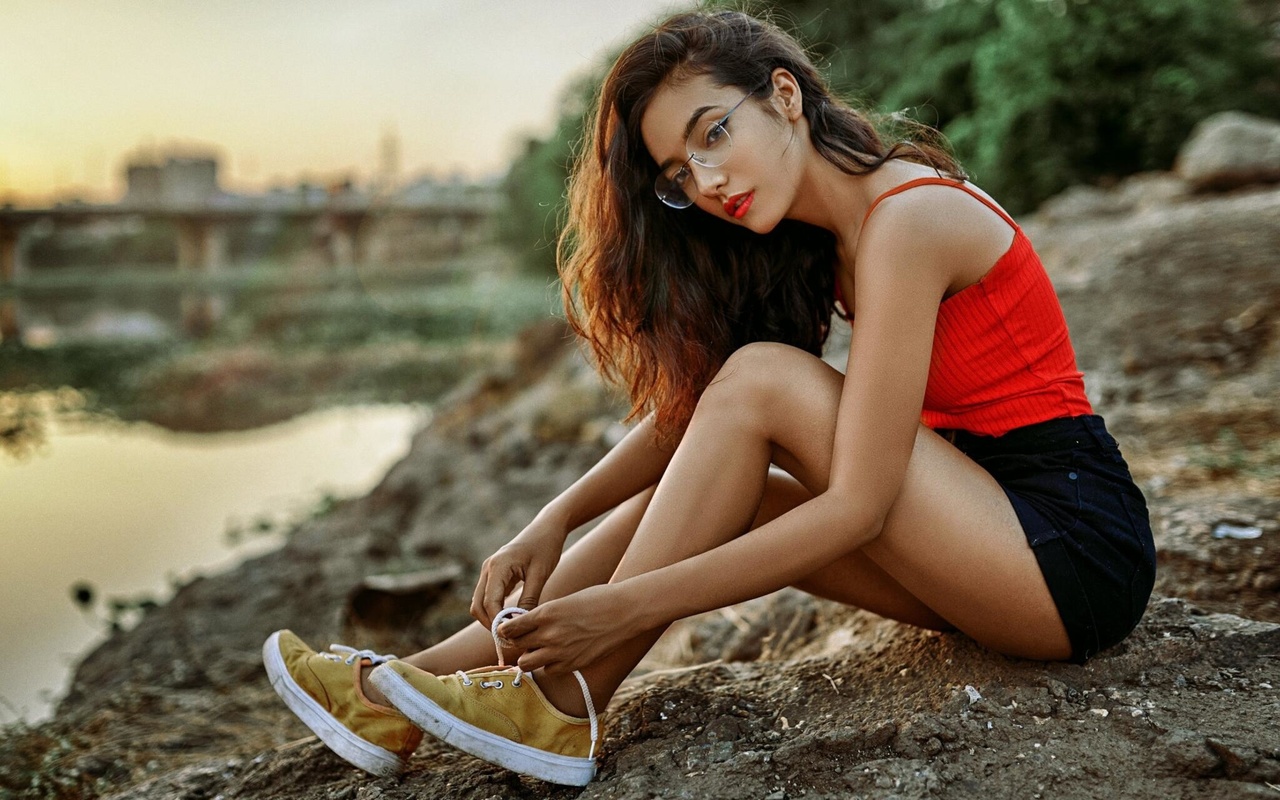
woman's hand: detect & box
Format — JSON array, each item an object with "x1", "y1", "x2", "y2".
[
  {"x1": 470, "y1": 515, "x2": 567, "y2": 630},
  {"x1": 494, "y1": 583, "x2": 644, "y2": 675}
]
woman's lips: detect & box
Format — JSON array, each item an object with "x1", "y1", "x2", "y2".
[{"x1": 725, "y1": 191, "x2": 753, "y2": 219}]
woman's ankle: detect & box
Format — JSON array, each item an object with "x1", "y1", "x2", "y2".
[
  {"x1": 533, "y1": 669, "x2": 591, "y2": 718},
  {"x1": 360, "y1": 664, "x2": 392, "y2": 706}
]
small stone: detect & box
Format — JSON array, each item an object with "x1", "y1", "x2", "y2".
[
  {"x1": 1090, "y1": 709, "x2": 1110, "y2": 718},
  {"x1": 1212, "y1": 523, "x2": 1263, "y2": 540}
]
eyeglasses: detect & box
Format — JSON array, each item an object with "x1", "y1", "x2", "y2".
[{"x1": 654, "y1": 87, "x2": 758, "y2": 210}]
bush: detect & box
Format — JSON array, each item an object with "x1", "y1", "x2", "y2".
[
  {"x1": 937, "y1": 0, "x2": 1279, "y2": 212},
  {"x1": 498, "y1": 0, "x2": 1280, "y2": 261},
  {"x1": 498, "y1": 72, "x2": 603, "y2": 276}
]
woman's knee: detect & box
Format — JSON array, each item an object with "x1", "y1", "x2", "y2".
[{"x1": 699, "y1": 342, "x2": 823, "y2": 419}]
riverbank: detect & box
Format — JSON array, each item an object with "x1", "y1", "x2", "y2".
[
  {"x1": 0, "y1": 247, "x2": 556, "y2": 442},
  {"x1": 0, "y1": 401, "x2": 429, "y2": 726},
  {"x1": 3, "y1": 165, "x2": 1280, "y2": 798}
]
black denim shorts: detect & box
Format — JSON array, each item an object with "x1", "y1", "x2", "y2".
[{"x1": 935, "y1": 414, "x2": 1156, "y2": 663}]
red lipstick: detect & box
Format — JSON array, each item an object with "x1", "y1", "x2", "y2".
[{"x1": 725, "y1": 191, "x2": 753, "y2": 219}]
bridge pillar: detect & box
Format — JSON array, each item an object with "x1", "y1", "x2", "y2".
[
  {"x1": 328, "y1": 213, "x2": 367, "y2": 269},
  {"x1": 175, "y1": 217, "x2": 227, "y2": 337},
  {"x1": 0, "y1": 219, "x2": 28, "y2": 344}
]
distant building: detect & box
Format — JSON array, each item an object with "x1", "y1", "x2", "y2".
[
  {"x1": 124, "y1": 155, "x2": 220, "y2": 206},
  {"x1": 124, "y1": 163, "x2": 162, "y2": 204}
]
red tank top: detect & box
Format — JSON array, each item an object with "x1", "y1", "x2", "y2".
[{"x1": 838, "y1": 177, "x2": 1093, "y2": 436}]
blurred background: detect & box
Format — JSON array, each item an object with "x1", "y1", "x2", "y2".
[{"x1": 1, "y1": 0, "x2": 1277, "y2": 727}]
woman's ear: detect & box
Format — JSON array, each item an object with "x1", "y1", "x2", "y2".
[{"x1": 769, "y1": 68, "x2": 804, "y2": 123}]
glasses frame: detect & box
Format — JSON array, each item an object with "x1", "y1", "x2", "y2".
[{"x1": 654, "y1": 84, "x2": 762, "y2": 210}]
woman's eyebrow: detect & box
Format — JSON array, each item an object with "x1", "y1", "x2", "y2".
[{"x1": 683, "y1": 104, "x2": 721, "y2": 141}]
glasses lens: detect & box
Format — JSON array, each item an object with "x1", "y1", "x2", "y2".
[
  {"x1": 655, "y1": 167, "x2": 694, "y2": 209},
  {"x1": 687, "y1": 122, "x2": 732, "y2": 168},
  {"x1": 653, "y1": 117, "x2": 735, "y2": 209}
]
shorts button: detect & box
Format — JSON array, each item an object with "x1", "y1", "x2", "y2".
[{"x1": 1068, "y1": 472, "x2": 1078, "y2": 480}]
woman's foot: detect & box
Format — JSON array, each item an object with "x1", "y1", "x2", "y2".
[
  {"x1": 368, "y1": 607, "x2": 600, "y2": 786},
  {"x1": 262, "y1": 630, "x2": 423, "y2": 776},
  {"x1": 370, "y1": 661, "x2": 598, "y2": 786}
]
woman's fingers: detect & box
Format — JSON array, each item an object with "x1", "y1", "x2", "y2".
[
  {"x1": 517, "y1": 566, "x2": 549, "y2": 611},
  {"x1": 516, "y1": 647, "x2": 553, "y2": 673},
  {"x1": 469, "y1": 566, "x2": 491, "y2": 627},
  {"x1": 498, "y1": 612, "x2": 534, "y2": 640},
  {"x1": 482, "y1": 564, "x2": 522, "y2": 625}
]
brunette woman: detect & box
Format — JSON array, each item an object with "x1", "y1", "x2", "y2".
[{"x1": 264, "y1": 9, "x2": 1155, "y2": 786}]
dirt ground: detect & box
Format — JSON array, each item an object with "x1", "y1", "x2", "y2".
[{"x1": 2, "y1": 177, "x2": 1279, "y2": 800}]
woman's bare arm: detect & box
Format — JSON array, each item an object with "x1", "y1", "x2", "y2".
[{"x1": 537, "y1": 412, "x2": 676, "y2": 539}]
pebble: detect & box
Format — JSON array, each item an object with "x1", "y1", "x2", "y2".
[{"x1": 1212, "y1": 523, "x2": 1263, "y2": 539}]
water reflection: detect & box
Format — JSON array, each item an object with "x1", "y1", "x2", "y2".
[
  {"x1": 0, "y1": 397, "x2": 429, "y2": 724},
  {"x1": 0, "y1": 387, "x2": 93, "y2": 460}
]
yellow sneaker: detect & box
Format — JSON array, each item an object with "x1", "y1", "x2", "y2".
[
  {"x1": 262, "y1": 630, "x2": 422, "y2": 776},
  {"x1": 369, "y1": 608, "x2": 599, "y2": 786}
]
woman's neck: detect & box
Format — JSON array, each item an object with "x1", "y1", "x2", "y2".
[{"x1": 785, "y1": 156, "x2": 925, "y2": 252}]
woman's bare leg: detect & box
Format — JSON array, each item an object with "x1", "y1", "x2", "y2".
[
  {"x1": 365, "y1": 467, "x2": 946, "y2": 703},
  {"x1": 531, "y1": 341, "x2": 1071, "y2": 718}
]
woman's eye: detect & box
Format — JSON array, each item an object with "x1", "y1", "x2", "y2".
[
  {"x1": 705, "y1": 123, "x2": 727, "y2": 147},
  {"x1": 672, "y1": 165, "x2": 691, "y2": 184}
]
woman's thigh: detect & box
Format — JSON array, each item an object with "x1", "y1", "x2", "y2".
[
  {"x1": 757, "y1": 469, "x2": 955, "y2": 632},
  {"x1": 859, "y1": 427, "x2": 1071, "y2": 660},
  {"x1": 719, "y1": 341, "x2": 1071, "y2": 661}
]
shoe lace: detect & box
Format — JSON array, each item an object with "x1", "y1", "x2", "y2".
[
  {"x1": 322, "y1": 644, "x2": 397, "y2": 666},
  {"x1": 450, "y1": 606, "x2": 600, "y2": 760}
]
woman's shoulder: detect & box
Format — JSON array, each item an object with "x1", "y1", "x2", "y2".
[
  {"x1": 856, "y1": 173, "x2": 1019, "y2": 296},
  {"x1": 864, "y1": 168, "x2": 1014, "y2": 228}
]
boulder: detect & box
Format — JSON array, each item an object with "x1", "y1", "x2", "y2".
[{"x1": 1175, "y1": 111, "x2": 1280, "y2": 191}]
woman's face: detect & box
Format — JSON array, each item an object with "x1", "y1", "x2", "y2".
[{"x1": 640, "y1": 71, "x2": 803, "y2": 233}]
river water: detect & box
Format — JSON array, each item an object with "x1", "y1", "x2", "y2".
[{"x1": 0, "y1": 398, "x2": 430, "y2": 725}]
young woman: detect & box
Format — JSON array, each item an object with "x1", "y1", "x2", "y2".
[{"x1": 263, "y1": 9, "x2": 1155, "y2": 787}]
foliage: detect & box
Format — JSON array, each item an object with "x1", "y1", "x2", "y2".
[
  {"x1": 498, "y1": 0, "x2": 1279, "y2": 257},
  {"x1": 938, "y1": 0, "x2": 1280, "y2": 212},
  {"x1": 498, "y1": 71, "x2": 606, "y2": 275}
]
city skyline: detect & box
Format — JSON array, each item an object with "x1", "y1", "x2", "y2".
[{"x1": 0, "y1": 0, "x2": 684, "y2": 204}]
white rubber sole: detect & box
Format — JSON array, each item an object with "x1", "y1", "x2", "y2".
[
  {"x1": 262, "y1": 631, "x2": 404, "y2": 777},
  {"x1": 371, "y1": 666, "x2": 596, "y2": 786}
]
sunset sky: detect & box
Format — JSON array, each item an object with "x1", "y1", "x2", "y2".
[{"x1": 0, "y1": 0, "x2": 685, "y2": 204}]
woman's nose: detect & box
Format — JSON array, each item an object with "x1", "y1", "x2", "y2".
[{"x1": 690, "y1": 163, "x2": 727, "y2": 199}]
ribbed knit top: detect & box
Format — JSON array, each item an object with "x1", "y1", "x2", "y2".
[{"x1": 839, "y1": 177, "x2": 1093, "y2": 437}]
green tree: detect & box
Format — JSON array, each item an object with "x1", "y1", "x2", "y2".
[
  {"x1": 499, "y1": 0, "x2": 1279, "y2": 265},
  {"x1": 932, "y1": 0, "x2": 1278, "y2": 212},
  {"x1": 498, "y1": 71, "x2": 603, "y2": 275}
]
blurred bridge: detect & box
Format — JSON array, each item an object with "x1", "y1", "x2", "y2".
[{"x1": 0, "y1": 196, "x2": 498, "y2": 341}]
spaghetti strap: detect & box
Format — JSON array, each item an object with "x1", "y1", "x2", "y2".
[{"x1": 861, "y1": 177, "x2": 1019, "y2": 232}]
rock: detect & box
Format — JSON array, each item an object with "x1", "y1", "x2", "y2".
[
  {"x1": 1150, "y1": 497, "x2": 1280, "y2": 623},
  {"x1": 1176, "y1": 111, "x2": 1280, "y2": 191},
  {"x1": 5, "y1": 166, "x2": 1280, "y2": 799},
  {"x1": 1034, "y1": 173, "x2": 1188, "y2": 222},
  {"x1": 343, "y1": 563, "x2": 464, "y2": 631}
]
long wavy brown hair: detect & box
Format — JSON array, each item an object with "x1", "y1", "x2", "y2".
[{"x1": 558, "y1": 9, "x2": 965, "y2": 443}]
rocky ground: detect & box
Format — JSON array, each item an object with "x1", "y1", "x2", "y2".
[{"x1": 3, "y1": 120, "x2": 1280, "y2": 799}]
